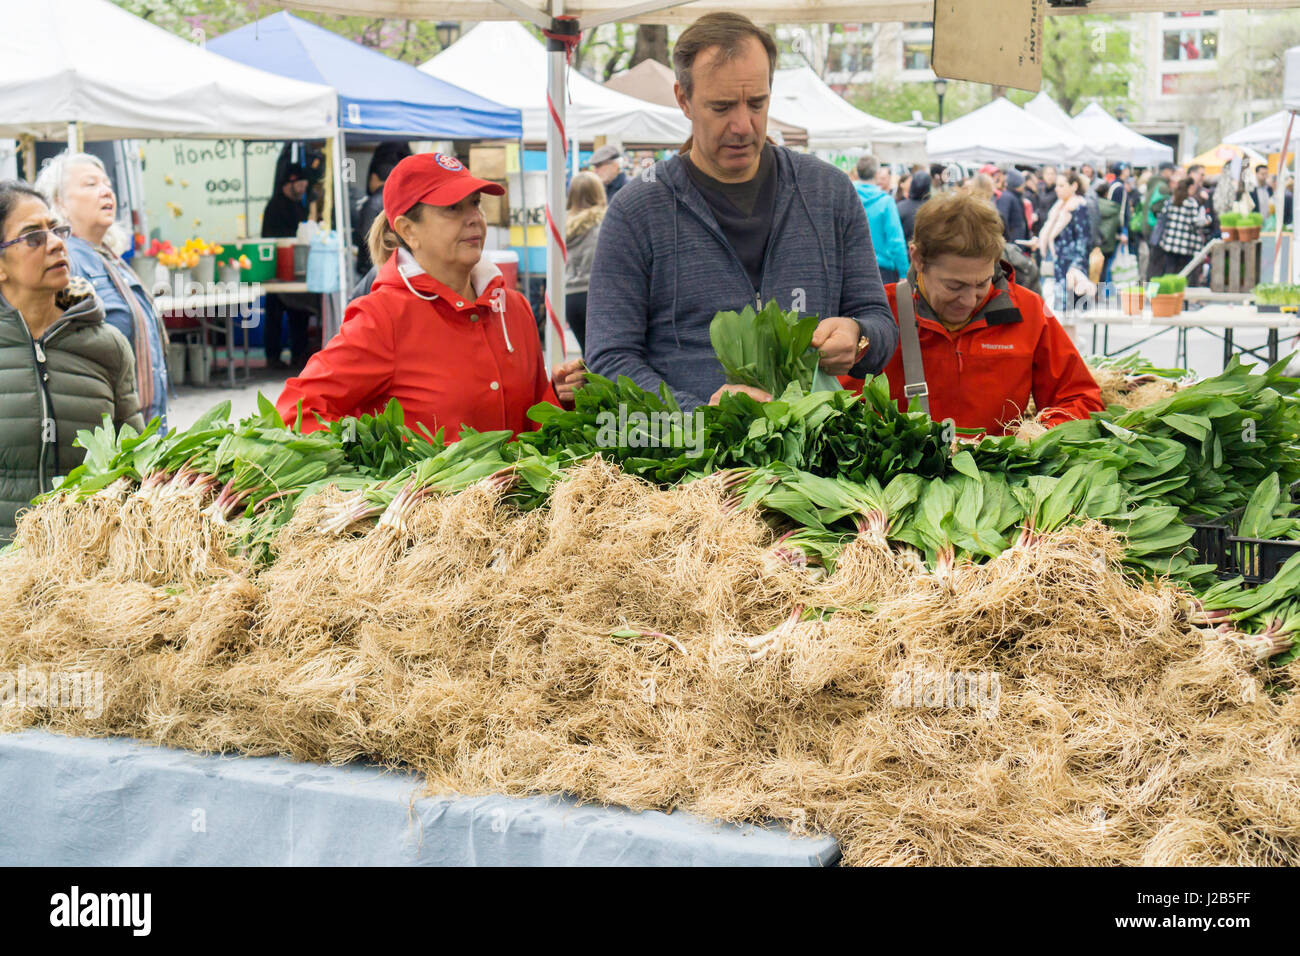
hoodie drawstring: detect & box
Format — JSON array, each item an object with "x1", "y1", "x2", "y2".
[
  {"x1": 795, "y1": 180, "x2": 831, "y2": 294},
  {"x1": 401, "y1": 264, "x2": 514, "y2": 353},
  {"x1": 670, "y1": 191, "x2": 681, "y2": 349},
  {"x1": 495, "y1": 296, "x2": 515, "y2": 353}
]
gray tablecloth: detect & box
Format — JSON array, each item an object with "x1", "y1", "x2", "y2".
[{"x1": 0, "y1": 730, "x2": 839, "y2": 866}]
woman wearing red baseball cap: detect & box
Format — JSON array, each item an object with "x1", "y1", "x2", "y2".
[{"x1": 276, "y1": 152, "x2": 583, "y2": 439}]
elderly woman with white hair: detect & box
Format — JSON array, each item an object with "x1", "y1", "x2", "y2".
[{"x1": 36, "y1": 152, "x2": 169, "y2": 428}]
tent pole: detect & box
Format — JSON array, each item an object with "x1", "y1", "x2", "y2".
[
  {"x1": 518, "y1": 136, "x2": 532, "y2": 302},
  {"x1": 19, "y1": 135, "x2": 36, "y2": 183},
  {"x1": 338, "y1": 130, "x2": 353, "y2": 289},
  {"x1": 1271, "y1": 110, "x2": 1295, "y2": 284},
  {"x1": 242, "y1": 141, "x2": 251, "y2": 239},
  {"x1": 544, "y1": 5, "x2": 573, "y2": 369},
  {"x1": 329, "y1": 130, "x2": 348, "y2": 342}
]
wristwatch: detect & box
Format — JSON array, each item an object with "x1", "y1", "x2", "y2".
[{"x1": 855, "y1": 335, "x2": 870, "y2": 360}]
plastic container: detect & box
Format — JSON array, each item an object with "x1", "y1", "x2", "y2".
[
  {"x1": 187, "y1": 342, "x2": 211, "y2": 386},
  {"x1": 275, "y1": 240, "x2": 296, "y2": 281},
  {"x1": 225, "y1": 241, "x2": 276, "y2": 282},
  {"x1": 293, "y1": 243, "x2": 309, "y2": 279},
  {"x1": 1187, "y1": 511, "x2": 1236, "y2": 578},
  {"x1": 166, "y1": 342, "x2": 187, "y2": 387},
  {"x1": 131, "y1": 255, "x2": 158, "y2": 287},
  {"x1": 193, "y1": 254, "x2": 216, "y2": 286},
  {"x1": 306, "y1": 232, "x2": 341, "y2": 293},
  {"x1": 486, "y1": 249, "x2": 519, "y2": 291},
  {"x1": 1188, "y1": 481, "x2": 1300, "y2": 583}
]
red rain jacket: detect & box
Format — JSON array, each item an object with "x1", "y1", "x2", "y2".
[
  {"x1": 277, "y1": 252, "x2": 557, "y2": 439},
  {"x1": 841, "y1": 264, "x2": 1103, "y2": 436}
]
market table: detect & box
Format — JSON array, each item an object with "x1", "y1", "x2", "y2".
[
  {"x1": 1086, "y1": 305, "x2": 1300, "y2": 370},
  {"x1": 0, "y1": 730, "x2": 839, "y2": 867},
  {"x1": 155, "y1": 281, "x2": 315, "y2": 388}
]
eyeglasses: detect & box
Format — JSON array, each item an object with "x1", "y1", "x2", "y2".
[{"x1": 0, "y1": 225, "x2": 72, "y2": 252}]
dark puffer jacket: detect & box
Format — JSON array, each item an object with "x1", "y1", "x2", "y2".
[{"x1": 0, "y1": 279, "x2": 143, "y2": 540}]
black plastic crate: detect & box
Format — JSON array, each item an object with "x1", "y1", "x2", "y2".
[
  {"x1": 1228, "y1": 479, "x2": 1300, "y2": 585},
  {"x1": 1184, "y1": 480, "x2": 1300, "y2": 581},
  {"x1": 1190, "y1": 478, "x2": 1300, "y2": 582},
  {"x1": 1228, "y1": 533, "x2": 1300, "y2": 585},
  {"x1": 1186, "y1": 511, "x2": 1236, "y2": 576}
]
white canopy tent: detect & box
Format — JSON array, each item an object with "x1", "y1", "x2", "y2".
[
  {"x1": 1071, "y1": 103, "x2": 1174, "y2": 167},
  {"x1": 0, "y1": 0, "x2": 347, "y2": 331},
  {"x1": 768, "y1": 67, "x2": 924, "y2": 161},
  {"x1": 1226, "y1": 110, "x2": 1295, "y2": 152},
  {"x1": 0, "y1": 0, "x2": 337, "y2": 142},
  {"x1": 1024, "y1": 92, "x2": 1077, "y2": 135},
  {"x1": 420, "y1": 21, "x2": 689, "y2": 146},
  {"x1": 927, "y1": 97, "x2": 1088, "y2": 166},
  {"x1": 282, "y1": 0, "x2": 1298, "y2": 26},
  {"x1": 280, "y1": 0, "x2": 1300, "y2": 366}
]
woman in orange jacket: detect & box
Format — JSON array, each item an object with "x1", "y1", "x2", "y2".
[
  {"x1": 843, "y1": 191, "x2": 1104, "y2": 437},
  {"x1": 277, "y1": 153, "x2": 583, "y2": 439}
]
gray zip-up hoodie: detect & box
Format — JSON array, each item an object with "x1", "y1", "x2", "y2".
[{"x1": 585, "y1": 145, "x2": 898, "y2": 410}]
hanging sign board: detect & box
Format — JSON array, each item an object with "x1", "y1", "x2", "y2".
[{"x1": 932, "y1": 0, "x2": 1044, "y2": 92}]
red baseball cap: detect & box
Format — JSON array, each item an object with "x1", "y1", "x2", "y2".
[
  {"x1": 383, "y1": 152, "x2": 505, "y2": 227},
  {"x1": 979, "y1": 163, "x2": 1000, "y2": 176}
]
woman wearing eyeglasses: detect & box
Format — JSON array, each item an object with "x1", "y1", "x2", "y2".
[
  {"x1": 36, "y1": 152, "x2": 170, "y2": 429},
  {"x1": 0, "y1": 180, "x2": 143, "y2": 542}
]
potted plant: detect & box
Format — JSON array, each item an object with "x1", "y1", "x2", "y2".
[
  {"x1": 1220, "y1": 211, "x2": 1242, "y2": 241},
  {"x1": 183, "y1": 238, "x2": 223, "y2": 286},
  {"x1": 1254, "y1": 283, "x2": 1280, "y2": 312},
  {"x1": 1285, "y1": 283, "x2": 1300, "y2": 313},
  {"x1": 1150, "y1": 274, "x2": 1187, "y2": 317},
  {"x1": 1237, "y1": 211, "x2": 1263, "y2": 242},
  {"x1": 158, "y1": 247, "x2": 199, "y2": 294},
  {"x1": 1119, "y1": 283, "x2": 1145, "y2": 315}
]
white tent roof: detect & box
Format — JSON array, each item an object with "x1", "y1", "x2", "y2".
[
  {"x1": 1225, "y1": 109, "x2": 1297, "y2": 152},
  {"x1": 1285, "y1": 46, "x2": 1300, "y2": 111},
  {"x1": 1072, "y1": 103, "x2": 1173, "y2": 166},
  {"x1": 769, "y1": 67, "x2": 925, "y2": 150},
  {"x1": 0, "y1": 0, "x2": 337, "y2": 141},
  {"x1": 419, "y1": 21, "x2": 689, "y2": 146},
  {"x1": 281, "y1": 0, "x2": 1300, "y2": 27},
  {"x1": 1024, "y1": 92, "x2": 1077, "y2": 134},
  {"x1": 927, "y1": 97, "x2": 1088, "y2": 166}
]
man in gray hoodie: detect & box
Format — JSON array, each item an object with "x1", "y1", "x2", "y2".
[{"x1": 585, "y1": 13, "x2": 898, "y2": 411}]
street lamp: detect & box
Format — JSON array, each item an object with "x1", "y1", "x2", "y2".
[
  {"x1": 933, "y1": 77, "x2": 949, "y2": 126},
  {"x1": 435, "y1": 21, "x2": 460, "y2": 49}
]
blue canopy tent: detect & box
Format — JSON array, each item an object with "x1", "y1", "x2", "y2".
[
  {"x1": 209, "y1": 12, "x2": 526, "y2": 334},
  {"x1": 208, "y1": 12, "x2": 522, "y2": 141}
]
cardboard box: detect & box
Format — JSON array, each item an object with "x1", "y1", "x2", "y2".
[
  {"x1": 480, "y1": 180, "x2": 510, "y2": 226},
  {"x1": 470, "y1": 145, "x2": 509, "y2": 181}
]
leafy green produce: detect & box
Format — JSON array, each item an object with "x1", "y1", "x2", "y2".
[{"x1": 710, "y1": 299, "x2": 841, "y2": 397}]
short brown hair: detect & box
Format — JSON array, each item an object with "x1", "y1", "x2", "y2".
[
  {"x1": 911, "y1": 192, "x2": 1005, "y2": 265},
  {"x1": 673, "y1": 13, "x2": 777, "y2": 100}
]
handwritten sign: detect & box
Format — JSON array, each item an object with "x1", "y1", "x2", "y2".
[{"x1": 933, "y1": 0, "x2": 1044, "y2": 92}]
